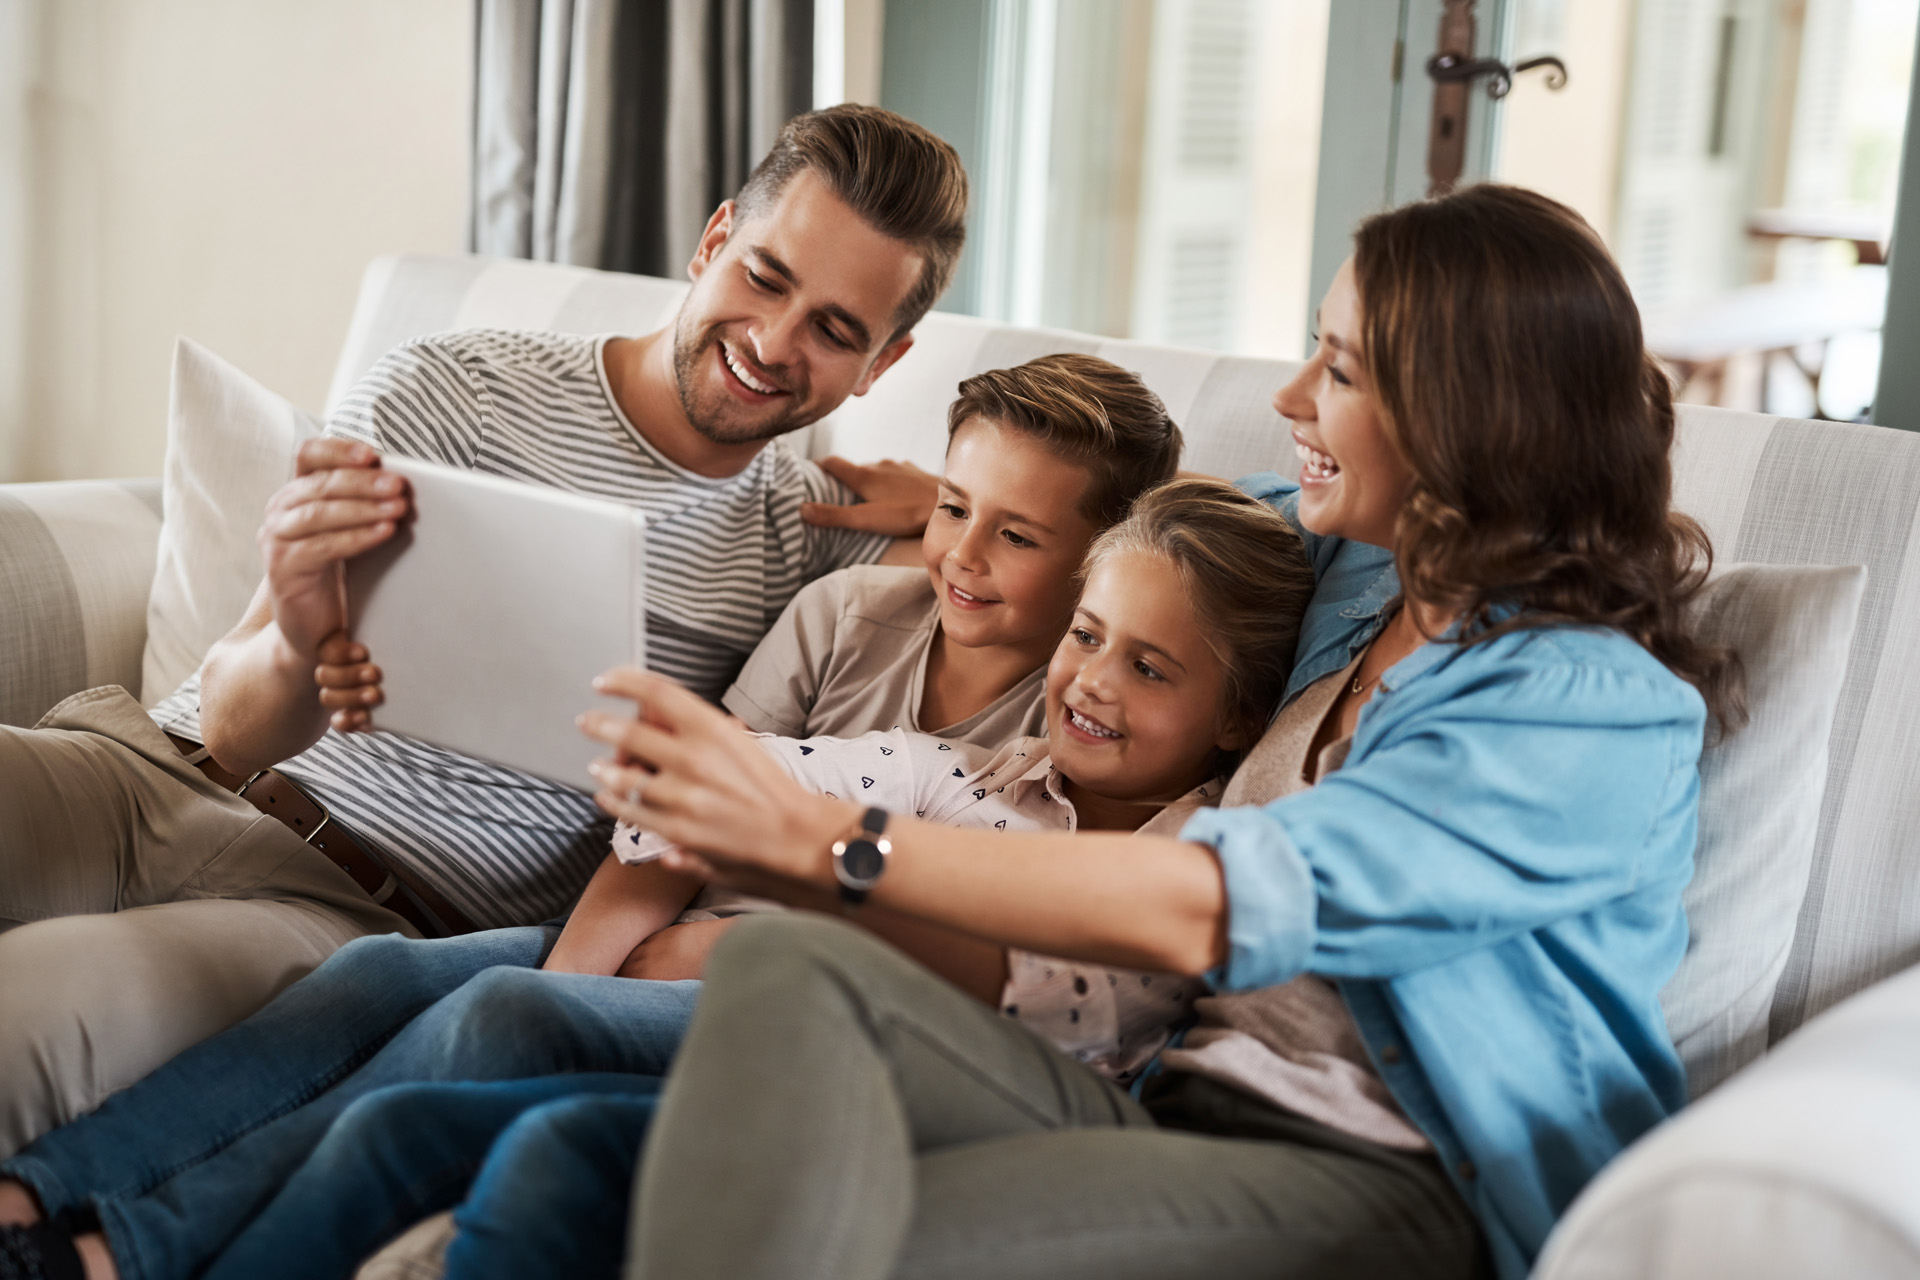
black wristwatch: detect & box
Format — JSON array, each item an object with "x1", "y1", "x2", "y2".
[{"x1": 831, "y1": 806, "x2": 891, "y2": 907}]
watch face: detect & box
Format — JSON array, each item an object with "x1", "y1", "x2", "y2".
[{"x1": 839, "y1": 837, "x2": 886, "y2": 884}]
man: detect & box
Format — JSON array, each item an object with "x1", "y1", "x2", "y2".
[{"x1": 0, "y1": 104, "x2": 965, "y2": 1157}]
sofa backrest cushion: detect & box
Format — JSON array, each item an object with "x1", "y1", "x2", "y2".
[
  {"x1": 1665, "y1": 563, "x2": 1865, "y2": 1096},
  {"x1": 1669, "y1": 408, "x2": 1920, "y2": 1042},
  {"x1": 142, "y1": 339, "x2": 320, "y2": 705},
  {"x1": 327, "y1": 257, "x2": 688, "y2": 414},
  {"x1": 323, "y1": 256, "x2": 1301, "y2": 483}
]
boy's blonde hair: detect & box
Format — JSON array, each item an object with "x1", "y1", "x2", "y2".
[
  {"x1": 946, "y1": 354, "x2": 1182, "y2": 527},
  {"x1": 1081, "y1": 477, "x2": 1313, "y2": 747}
]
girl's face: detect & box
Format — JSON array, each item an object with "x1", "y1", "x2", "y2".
[
  {"x1": 924, "y1": 419, "x2": 1101, "y2": 656},
  {"x1": 1273, "y1": 257, "x2": 1415, "y2": 549},
  {"x1": 1045, "y1": 548, "x2": 1241, "y2": 803}
]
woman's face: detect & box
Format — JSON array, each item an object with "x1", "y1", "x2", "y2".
[
  {"x1": 923, "y1": 419, "x2": 1101, "y2": 658},
  {"x1": 1045, "y1": 548, "x2": 1239, "y2": 803},
  {"x1": 1273, "y1": 258, "x2": 1415, "y2": 549}
]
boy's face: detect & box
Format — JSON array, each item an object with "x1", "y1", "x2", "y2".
[
  {"x1": 1045, "y1": 548, "x2": 1239, "y2": 804},
  {"x1": 923, "y1": 419, "x2": 1101, "y2": 664},
  {"x1": 672, "y1": 170, "x2": 923, "y2": 444}
]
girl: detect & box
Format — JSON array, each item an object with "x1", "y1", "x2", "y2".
[{"x1": 589, "y1": 184, "x2": 1745, "y2": 1280}]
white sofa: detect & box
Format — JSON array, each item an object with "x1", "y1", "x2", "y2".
[{"x1": 5, "y1": 255, "x2": 1920, "y2": 1275}]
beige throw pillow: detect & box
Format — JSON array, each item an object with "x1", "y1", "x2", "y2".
[
  {"x1": 140, "y1": 339, "x2": 321, "y2": 705},
  {"x1": 1663, "y1": 562, "x2": 1867, "y2": 1096}
]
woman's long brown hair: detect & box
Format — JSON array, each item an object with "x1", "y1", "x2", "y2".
[{"x1": 1352, "y1": 184, "x2": 1745, "y2": 734}]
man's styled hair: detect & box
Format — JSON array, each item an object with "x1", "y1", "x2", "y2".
[
  {"x1": 734, "y1": 105, "x2": 969, "y2": 342},
  {"x1": 945, "y1": 353, "x2": 1183, "y2": 528}
]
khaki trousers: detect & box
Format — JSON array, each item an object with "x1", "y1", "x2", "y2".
[{"x1": 0, "y1": 686, "x2": 415, "y2": 1158}]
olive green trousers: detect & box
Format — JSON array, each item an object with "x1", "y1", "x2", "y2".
[{"x1": 631, "y1": 913, "x2": 1488, "y2": 1280}]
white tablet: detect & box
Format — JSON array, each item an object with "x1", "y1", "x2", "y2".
[{"x1": 343, "y1": 455, "x2": 646, "y2": 788}]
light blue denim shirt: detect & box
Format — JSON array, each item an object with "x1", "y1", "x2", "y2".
[{"x1": 1202, "y1": 473, "x2": 1701, "y2": 1280}]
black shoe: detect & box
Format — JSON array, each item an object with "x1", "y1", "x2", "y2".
[{"x1": 0, "y1": 1223, "x2": 83, "y2": 1280}]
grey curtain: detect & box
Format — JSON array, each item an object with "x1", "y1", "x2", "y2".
[{"x1": 470, "y1": 0, "x2": 814, "y2": 276}]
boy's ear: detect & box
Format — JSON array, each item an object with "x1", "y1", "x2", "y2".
[{"x1": 1215, "y1": 718, "x2": 1248, "y2": 754}]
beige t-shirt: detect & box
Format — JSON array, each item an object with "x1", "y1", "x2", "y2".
[
  {"x1": 1158, "y1": 658, "x2": 1433, "y2": 1151},
  {"x1": 721, "y1": 565, "x2": 1049, "y2": 745}
]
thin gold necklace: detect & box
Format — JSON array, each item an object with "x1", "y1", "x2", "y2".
[{"x1": 1352, "y1": 607, "x2": 1414, "y2": 696}]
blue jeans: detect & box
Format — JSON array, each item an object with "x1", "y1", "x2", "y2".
[
  {"x1": 206, "y1": 1076, "x2": 660, "y2": 1280},
  {"x1": 0, "y1": 928, "x2": 700, "y2": 1280},
  {"x1": 445, "y1": 1091, "x2": 656, "y2": 1280}
]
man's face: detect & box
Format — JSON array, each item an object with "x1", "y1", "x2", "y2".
[{"x1": 671, "y1": 170, "x2": 923, "y2": 444}]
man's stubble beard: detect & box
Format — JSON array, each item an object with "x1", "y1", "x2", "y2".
[{"x1": 671, "y1": 313, "x2": 814, "y2": 446}]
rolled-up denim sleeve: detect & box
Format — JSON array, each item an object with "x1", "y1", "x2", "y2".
[
  {"x1": 1184, "y1": 644, "x2": 1705, "y2": 990},
  {"x1": 1180, "y1": 805, "x2": 1318, "y2": 990}
]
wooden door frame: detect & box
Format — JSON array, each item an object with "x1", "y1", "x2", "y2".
[{"x1": 1874, "y1": 41, "x2": 1920, "y2": 431}]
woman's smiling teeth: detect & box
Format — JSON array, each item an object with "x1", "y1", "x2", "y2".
[
  {"x1": 1068, "y1": 707, "x2": 1122, "y2": 739},
  {"x1": 1296, "y1": 440, "x2": 1340, "y2": 481},
  {"x1": 721, "y1": 343, "x2": 782, "y2": 395}
]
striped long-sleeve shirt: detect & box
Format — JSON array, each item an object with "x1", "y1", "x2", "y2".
[{"x1": 152, "y1": 329, "x2": 889, "y2": 928}]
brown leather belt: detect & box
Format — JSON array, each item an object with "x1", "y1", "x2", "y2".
[{"x1": 167, "y1": 733, "x2": 477, "y2": 937}]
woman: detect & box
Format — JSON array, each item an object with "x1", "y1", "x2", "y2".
[
  {"x1": 0, "y1": 479, "x2": 1315, "y2": 1280},
  {"x1": 590, "y1": 184, "x2": 1742, "y2": 1280}
]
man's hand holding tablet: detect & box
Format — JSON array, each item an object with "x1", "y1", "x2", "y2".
[{"x1": 338, "y1": 455, "x2": 648, "y2": 788}]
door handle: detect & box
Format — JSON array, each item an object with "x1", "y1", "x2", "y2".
[{"x1": 1425, "y1": 52, "x2": 1568, "y2": 100}]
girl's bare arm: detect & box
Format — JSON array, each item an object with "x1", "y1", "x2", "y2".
[
  {"x1": 543, "y1": 854, "x2": 704, "y2": 976},
  {"x1": 580, "y1": 669, "x2": 1229, "y2": 977}
]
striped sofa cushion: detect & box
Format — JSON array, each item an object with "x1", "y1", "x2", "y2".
[
  {"x1": 306, "y1": 256, "x2": 1920, "y2": 1043},
  {"x1": 1669, "y1": 408, "x2": 1920, "y2": 1041},
  {"x1": 0, "y1": 479, "x2": 163, "y2": 728}
]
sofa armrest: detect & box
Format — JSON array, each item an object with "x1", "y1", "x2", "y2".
[
  {"x1": 1537, "y1": 962, "x2": 1920, "y2": 1279},
  {"x1": 0, "y1": 479, "x2": 163, "y2": 728}
]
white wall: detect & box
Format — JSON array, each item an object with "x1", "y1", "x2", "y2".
[
  {"x1": 2, "y1": 0, "x2": 471, "y2": 483},
  {"x1": 1243, "y1": 0, "x2": 1329, "y2": 361},
  {"x1": 1494, "y1": 0, "x2": 1633, "y2": 245},
  {"x1": 814, "y1": 0, "x2": 885, "y2": 107}
]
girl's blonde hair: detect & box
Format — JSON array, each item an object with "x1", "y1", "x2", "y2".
[{"x1": 1080, "y1": 477, "x2": 1314, "y2": 748}]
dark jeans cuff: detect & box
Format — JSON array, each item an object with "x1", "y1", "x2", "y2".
[{"x1": 0, "y1": 1154, "x2": 76, "y2": 1224}]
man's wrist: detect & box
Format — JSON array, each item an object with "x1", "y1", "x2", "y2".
[{"x1": 264, "y1": 623, "x2": 321, "y2": 685}]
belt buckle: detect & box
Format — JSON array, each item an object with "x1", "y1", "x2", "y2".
[
  {"x1": 239, "y1": 769, "x2": 334, "y2": 845},
  {"x1": 290, "y1": 786, "x2": 391, "y2": 901},
  {"x1": 296, "y1": 787, "x2": 334, "y2": 846}
]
